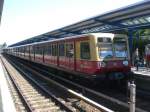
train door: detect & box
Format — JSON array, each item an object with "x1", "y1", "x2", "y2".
[
  {"x1": 35, "y1": 44, "x2": 43, "y2": 63},
  {"x1": 51, "y1": 43, "x2": 58, "y2": 65},
  {"x1": 24, "y1": 46, "x2": 27, "y2": 59},
  {"x1": 29, "y1": 45, "x2": 31, "y2": 60},
  {"x1": 76, "y1": 37, "x2": 96, "y2": 74},
  {"x1": 23, "y1": 46, "x2": 25, "y2": 58},
  {"x1": 30, "y1": 45, "x2": 34, "y2": 61},
  {"x1": 27, "y1": 46, "x2": 30, "y2": 60},
  {"x1": 65, "y1": 42, "x2": 75, "y2": 71},
  {"x1": 58, "y1": 42, "x2": 65, "y2": 68},
  {"x1": 44, "y1": 43, "x2": 52, "y2": 65}
]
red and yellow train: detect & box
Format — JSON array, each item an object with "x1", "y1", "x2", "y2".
[{"x1": 4, "y1": 33, "x2": 131, "y2": 80}]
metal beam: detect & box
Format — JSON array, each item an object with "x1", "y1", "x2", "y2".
[
  {"x1": 59, "y1": 29, "x2": 81, "y2": 35},
  {"x1": 94, "y1": 18, "x2": 126, "y2": 28}
]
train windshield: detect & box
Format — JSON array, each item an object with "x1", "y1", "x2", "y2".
[
  {"x1": 113, "y1": 38, "x2": 128, "y2": 58},
  {"x1": 98, "y1": 37, "x2": 113, "y2": 58}
]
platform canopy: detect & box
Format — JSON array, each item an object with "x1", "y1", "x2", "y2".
[{"x1": 10, "y1": 0, "x2": 150, "y2": 47}]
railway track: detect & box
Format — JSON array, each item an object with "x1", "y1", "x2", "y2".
[
  {"x1": 2, "y1": 54, "x2": 148, "y2": 112},
  {"x1": 2, "y1": 62, "x2": 26, "y2": 112},
  {"x1": 1, "y1": 57, "x2": 73, "y2": 112},
  {"x1": 1, "y1": 55, "x2": 114, "y2": 112},
  {"x1": 3, "y1": 55, "x2": 149, "y2": 112}
]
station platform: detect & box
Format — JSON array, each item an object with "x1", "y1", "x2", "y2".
[
  {"x1": 132, "y1": 67, "x2": 150, "y2": 91},
  {"x1": 131, "y1": 67, "x2": 150, "y2": 76},
  {"x1": 0, "y1": 59, "x2": 16, "y2": 112}
]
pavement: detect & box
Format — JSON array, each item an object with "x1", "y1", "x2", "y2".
[
  {"x1": 131, "y1": 67, "x2": 150, "y2": 76},
  {"x1": 0, "y1": 60, "x2": 16, "y2": 112},
  {"x1": 0, "y1": 88, "x2": 3, "y2": 112},
  {"x1": 132, "y1": 67, "x2": 150, "y2": 91}
]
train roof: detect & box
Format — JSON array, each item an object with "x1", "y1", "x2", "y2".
[{"x1": 7, "y1": 33, "x2": 126, "y2": 49}]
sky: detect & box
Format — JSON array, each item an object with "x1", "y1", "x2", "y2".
[{"x1": 0, "y1": 0, "x2": 144, "y2": 45}]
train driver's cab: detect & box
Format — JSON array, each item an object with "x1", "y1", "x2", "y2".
[
  {"x1": 97, "y1": 37, "x2": 113, "y2": 59},
  {"x1": 97, "y1": 36, "x2": 128, "y2": 60},
  {"x1": 113, "y1": 37, "x2": 128, "y2": 58}
]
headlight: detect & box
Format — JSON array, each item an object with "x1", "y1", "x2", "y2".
[
  {"x1": 123, "y1": 61, "x2": 128, "y2": 66},
  {"x1": 100, "y1": 62, "x2": 106, "y2": 67}
]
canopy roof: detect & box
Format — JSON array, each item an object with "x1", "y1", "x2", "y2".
[{"x1": 10, "y1": 0, "x2": 150, "y2": 47}]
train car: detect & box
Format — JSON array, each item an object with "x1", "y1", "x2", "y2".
[
  {"x1": 145, "y1": 44, "x2": 150, "y2": 67},
  {"x1": 4, "y1": 33, "x2": 131, "y2": 80}
]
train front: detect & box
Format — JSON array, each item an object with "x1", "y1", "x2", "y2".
[{"x1": 95, "y1": 34, "x2": 131, "y2": 80}]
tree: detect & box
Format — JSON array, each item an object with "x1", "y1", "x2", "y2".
[{"x1": 2, "y1": 42, "x2": 7, "y2": 48}]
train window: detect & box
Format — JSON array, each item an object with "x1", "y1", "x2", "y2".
[
  {"x1": 47, "y1": 45, "x2": 52, "y2": 55},
  {"x1": 27, "y1": 46, "x2": 29, "y2": 53},
  {"x1": 52, "y1": 44, "x2": 57, "y2": 56},
  {"x1": 44, "y1": 46, "x2": 47, "y2": 54},
  {"x1": 52, "y1": 45, "x2": 54, "y2": 56},
  {"x1": 98, "y1": 43, "x2": 113, "y2": 59},
  {"x1": 114, "y1": 38, "x2": 127, "y2": 58},
  {"x1": 66, "y1": 44, "x2": 74, "y2": 58},
  {"x1": 27, "y1": 46, "x2": 30, "y2": 54},
  {"x1": 35, "y1": 45, "x2": 41, "y2": 54},
  {"x1": 30, "y1": 46, "x2": 34, "y2": 54},
  {"x1": 24, "y1": 47, "x2": 26, "y2": 53},
  {"x1": 59, "y1": 43, "x2": 65, "y2": 56},
  {"x1": 80, "y1": 42, "x2": 90, "y2": 59},
  {"x1": 23, "y1": 47, "x2": 25, "y2": 54},
  {"x1": 40, "y1": 46, "x2": 43, "y2": 55},
  {"x1": 114, "y1": 38, "x2": 126, "y2": 42},
  {"x1": 21, "y1": 47, "x2": 22, "y2": 53},
  {"x1": 36, "y1": 46, "x2": 39, "y2": 54},
  {"x1": 98, "y1": 37, "x2": 113, "y2": 59},
  {"x1": 55, "y1": 44, "x2": 58, "y2": 56},
  {"x1": 33, "y1": 46, "x2": 35, "y2": 54},
  {"x1": 41, "y1": 46, "x2": 43, "y2": 55},
  {"x1": 98, "y1": 37, "x2": 111, "y2": 43},
  {"x1": 20, "y1": 48, "x2": 22, "y2": 55},
  {"x1": 24, "y1": 47, "x2": 27, "y2": 53},
  {"x1": 34, "y1": 46, "x2": 37, "y2": 54},
  {"x1": 20, "y1": 47, "x2": 22, "y2": 53},
  {"x1": 42, "y1": 46, "x2": 45, "y2": 55},
  {"x1": 25, "y1": 47, "x2": 27, "y2": 55}
]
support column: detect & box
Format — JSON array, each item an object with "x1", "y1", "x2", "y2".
[
  {"x1": 129, "y1": 82, "x2": 136, "y2": 112},
  {"x1": 128, "y1": 30, "x2": 134, "y2": 64},
  {"x1": 136, "y1": 31, "x2": 139, "y2": 49}
]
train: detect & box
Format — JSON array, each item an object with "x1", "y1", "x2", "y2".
[
  {"x1": 145, "y1": 44, "x2": 150, "y2": 67},
  {"x1": 3, "y1": 33, "x2": 131, "y2": 81}
]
